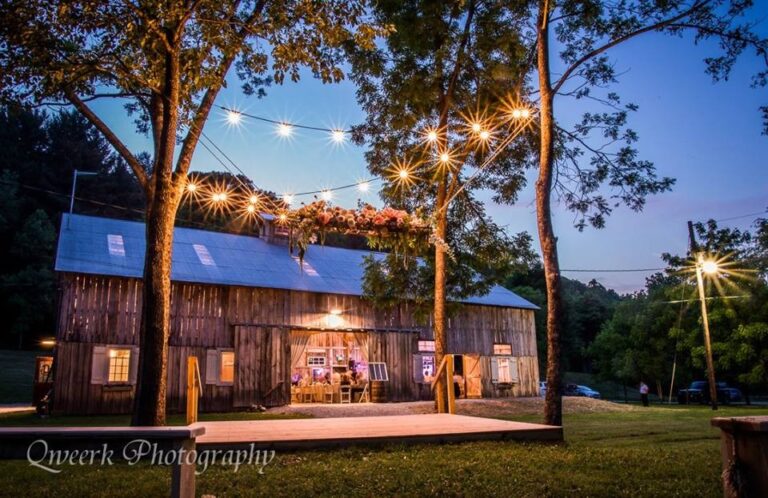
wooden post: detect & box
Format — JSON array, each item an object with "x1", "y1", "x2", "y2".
[
  {"x1": 186, "y1": 356, "x2": 199, "y2": 425},
  {"x1": 170, "y1": 437, "x2": 197, "y2": 498},
  {"x1": 446, "y1": 354, "x2": 455, "y2": 414}
]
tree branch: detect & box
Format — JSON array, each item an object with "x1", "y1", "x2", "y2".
[
  {"x1": 174, "y1": 0, "x2": 267, "y2": 180},
  {"x1": 552, "y1": 1, "x2": 711, "y2": 96},
  {"x1": 65, "y1": 90, "x2": 148, "y2": 191}
]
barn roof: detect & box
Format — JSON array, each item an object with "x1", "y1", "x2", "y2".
[{"x1": 55, "y1": 214, "x2": 538, "y2": 310}]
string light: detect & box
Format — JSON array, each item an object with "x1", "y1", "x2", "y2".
[
  {"x1": 425, "y1": 128, "x2": 438, "y2": 143},
  {"x1": 479, "y1": 130, "x2": 491, "y2": 141},
  {"x1": 702, "y1": 260, "x2": 719, "y2": 275},
  {"x1": 439, "y1": 151, "x2": 451, "y2": 163},
  {"x1": 246, "y1": 204, "x2": 256, "y2": 214},
  {"x1": 471, "y1": 122, "x2": 482, "y2": 133},
  {"x1": 282, "y1": 193, "x2": 294, "y2": 205},
  {"x1": 186, "y1": 182, "x2": 198, "y2": 193},
  {"x1": 249, "y1": 194, "x2": 259, "y2": 205},
  {"x1": 278, "y1": 213, "x2": 288, "y2": 223},
  {"x1": 212, "y1": 192, "x2": 228, "y2": 202},
  {"x1": 357, "y1": 181, "x2": 370, "y2": 193},
  {"x1": 331, "y1": 130, "x2": 345, "y2": 143},
  {"x1": 226, "y1": 110, "x2": 243, "y2": 126},
  {"x1": 321, "y1": 190, "x2": 333, "y2": 201},
  {"x1": 277, "y1": 123, "x2": 293, "y2": 137}
]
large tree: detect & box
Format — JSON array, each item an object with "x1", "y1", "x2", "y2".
[
  {"x1": 506, "y1": 0, "x2": 768, "y2": 426},
  {"x1": 0, "y1": 1, "x2": 382, "y2": 425},
  {"x1": 348, "y1": 0, "x2": 533, "y2": 412}
]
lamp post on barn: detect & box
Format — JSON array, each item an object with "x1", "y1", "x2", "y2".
[{"x1": 67, "y1": 169, "x2": 98, "y2": 228}]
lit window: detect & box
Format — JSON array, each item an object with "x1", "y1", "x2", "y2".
[
  {"x1": 107, "y1": 234, "x2": 125, "y2": 256},
  {"x1": 307, "y1": 353, "x2": 327, "y2": 366},
  {"x1": 220, "y1": 351, "x2": 234, "y2": 384},
  {"x1": 418, "y1": 340, "x2": 435, "y2": 352},
  {"x1": 193, "y1": 244, "x2": 216, "y2": 266},
  {"x1": 497, "y1": 357, "x2": 512, "y2": 383},
  {"x1": 493, "y1": 343, "x2": 512, "y2": 355},
  {"x1": 108, "y1": 348, "x2": 131, "y2": 383}
]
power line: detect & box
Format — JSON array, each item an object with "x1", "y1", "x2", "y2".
[
  {"x1": 714, "y1": 209, "x2": 767, "y2": 223},
  {"x1": 560, "y1": 267, "x2": 665, "y2": 273}
]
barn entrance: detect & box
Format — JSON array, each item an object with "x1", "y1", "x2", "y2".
[{"x1": 289, "y1": 331, "x2": 371, "y2": 404}]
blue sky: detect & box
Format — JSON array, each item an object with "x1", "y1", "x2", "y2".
[{"x1": 90, "y1": 16, "x2": 767, "y2": 294}]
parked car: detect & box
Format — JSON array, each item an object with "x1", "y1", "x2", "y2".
[
  {"x1": 539, "y1": 381, "x2": 547, "y2": 397},
  {"x1": 677, "y1": 381, "x2": 743, "y2": 405},
  {"x1": 565, "y1": 383, "x2": 601, "y2": 399}
]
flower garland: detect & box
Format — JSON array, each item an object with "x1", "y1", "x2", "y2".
[{"x1": 282, "y1": 201, "x2": 429, "y2": 262}]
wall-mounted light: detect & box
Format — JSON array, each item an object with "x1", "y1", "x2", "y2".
[
  {"x1": 40, "y1": 339, "x2": 56, "y2": 348},
  {"x1": 326, "y1": 309, "x2": 343, "y2": 328}
]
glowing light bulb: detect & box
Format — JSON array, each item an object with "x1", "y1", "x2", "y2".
[
  {"x1": 212, "y1": 192, "x2": 227, "y2": 202},
  {"x1": 357, "y1": 181, "x2": 370, "y2": 192},
  {"x1": 702, "y1": 260, "x2": 719, "y2": 275},
  {"x1": 226, "y1": 110, "x2": 242, "y2": 125},
  {"x1": 186, "y1": 182, "x2": 197, "y2": 193},
  {"x1": 426, "y1": 129, "x2": 438, "y2": 143},
  {"x1": 479, "y1": 130, "x2": 490, "y2": 141},
  {"x1": 321, "y1": 190, "x2": 333, "y2": 201},
  {"x1": 249, "y1": 194, "x2": 259, "y2": 205},
  {"x1": 246, "y1": 204, "x2": 256, "y2": 214},
  {"x1": 398, "y1": 169, "x2": 409, "y2": 179},
  {"x1": 521, "y1": 109, "x2": 531, "y2": 118},
  {"x1": 511, "y1": 109, "x2": 522, "y2": 119},
  {"x1": 439, "y1": 152, "x2": 451, "y2": 163},
  {"x1": 471, "y1": 122, "x2": 482, "y2": 133},
  {"x1": 277, "y1": 123, "x2": 293, "y2": 137},
  {"x1": 331, "y1": 130, "x2": 345, "y2": 143},
  {"x1": 282, "y1": 193, "x2": 294, "y2": 206},
  {"x1": 279, "y1": 213, "x2": 288, "y2": 223}
]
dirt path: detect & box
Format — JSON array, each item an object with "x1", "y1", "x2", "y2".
[{"x1": 268, "y1": 397, "x2": 638, "y2": 419}]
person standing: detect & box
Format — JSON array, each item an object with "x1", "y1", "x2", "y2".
[{"x1": 639, "y1": 381, "x2": 650, "y2": 407}]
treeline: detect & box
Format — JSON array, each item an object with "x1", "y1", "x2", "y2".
[{"x1": 0, "y1": 106, "x2": 274, "y2": 348}]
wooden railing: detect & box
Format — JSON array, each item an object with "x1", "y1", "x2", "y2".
[
  {"x1": 186, "y1": 356, "x2": 203, "y2": 425},
  {"x1": 430, "y1": 354, "x2": 456, "y2": 414}
]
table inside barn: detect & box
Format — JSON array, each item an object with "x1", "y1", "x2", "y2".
[{"x1": 195, "y1": 414, "x2": 562, "y2": 450}]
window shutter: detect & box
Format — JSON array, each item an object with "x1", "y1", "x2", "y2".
[
  {"x1": 205, "y1": 349, "x2": 219, "y2": 385},
  {"x1": 91, "y1": 346, "x2": 107, "y2": 384},
  {"x1": 490, "y1": 356, "x2": 499, "y2": 384},
  {"x1": 128, "y1": 347, "x2": 140, "y2": 384},
  {"x1": 412, "y1": 354, "x2": 424, "y2": 383},
  {"x1": 509, "y1": 357, "x2": 519, "y2": 383}
]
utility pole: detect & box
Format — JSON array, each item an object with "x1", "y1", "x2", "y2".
[{"x1": 688, "y1": 221, "x2": 718, "y2": 410}]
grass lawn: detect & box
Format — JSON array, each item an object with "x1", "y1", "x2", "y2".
[
  {"x1": 0, "y1": 349, "x2": 44, "y2": 404},
  {"x1": 1, "y1": 405, "x2": 766, "y2": 497}
]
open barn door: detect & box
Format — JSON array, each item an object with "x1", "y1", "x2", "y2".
[
  {"x1": 234, "y1": 326, "x2": 290, "y2": 408},
  {"x1": 464, "y1": 354, "x2": 483, "y2": 399}
]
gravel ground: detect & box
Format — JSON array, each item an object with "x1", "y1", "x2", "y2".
[{"x1": 268, "y1": 396, "x2": 638, "y2": 419}]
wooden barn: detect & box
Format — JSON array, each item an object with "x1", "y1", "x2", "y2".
[{"x1": 51, "y1": 213, "x2": 540, "y2": 415}]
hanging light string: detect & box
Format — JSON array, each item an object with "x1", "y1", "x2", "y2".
[{"x1": 217, "y1": 104, "x2": 350, "y2": 135}]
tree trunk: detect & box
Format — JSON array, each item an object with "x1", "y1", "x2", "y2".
[
  {"x1": 433, "y1": 177, "x2": 449, "y2": 414},
  {"x1": 131, "y1": 179, "x2": 179, "y2": 426},
  {"x1": 537, "y1": 0, "x2": 564, "y2": 427},
  {"x1": 131, "y1": 45, "x2": 182, "y2": 426}
]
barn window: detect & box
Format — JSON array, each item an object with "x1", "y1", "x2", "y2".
[
  {"x1": 307, "y1": 352, "x2": 327, "y2": 366},
  {"x1": 418, "y1": 340, "x2": 435, "y2": 352},
  {"x1": 107, "y1": 348, "x2": 131, "y2": 383},
  {"x1": 107, "y1": 234, "x2": 125, "y2": 256},
  {"x1": 193, "y1": 244, "x2": 216, "y2": 266},
  {"x1": 206, "y1": 349, "x2": 235, "y2": 385},
  {"x1": 493, "y1": 343, "x2": 512, "y2": 355},
  {"x1": 491, "y1": 356, "x2": 519, "y2": 384}
]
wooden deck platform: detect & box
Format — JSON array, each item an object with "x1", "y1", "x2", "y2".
[{"x1": 196, "y1": 414, "x2": 562, "y2": 450}]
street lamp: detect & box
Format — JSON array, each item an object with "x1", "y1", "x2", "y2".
[
  {"x1": 68, "y1": 169, "x2": 98, "y2": 227},
  {"x1": 688, "y1": 221, "x2": 719, "y2": 410}
]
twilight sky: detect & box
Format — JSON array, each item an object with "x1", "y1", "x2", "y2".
[{"x1": 90, "y1": 16, "x2": 768, "y2": 294}]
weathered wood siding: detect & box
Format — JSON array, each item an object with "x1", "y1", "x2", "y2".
[{"x1": 53, "y1": 273, "x2": 539, "y2": 414}]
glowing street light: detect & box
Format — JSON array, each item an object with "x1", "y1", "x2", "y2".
[{"x1": 702, "y1": 260, "x2": 719, "y2": 275}]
